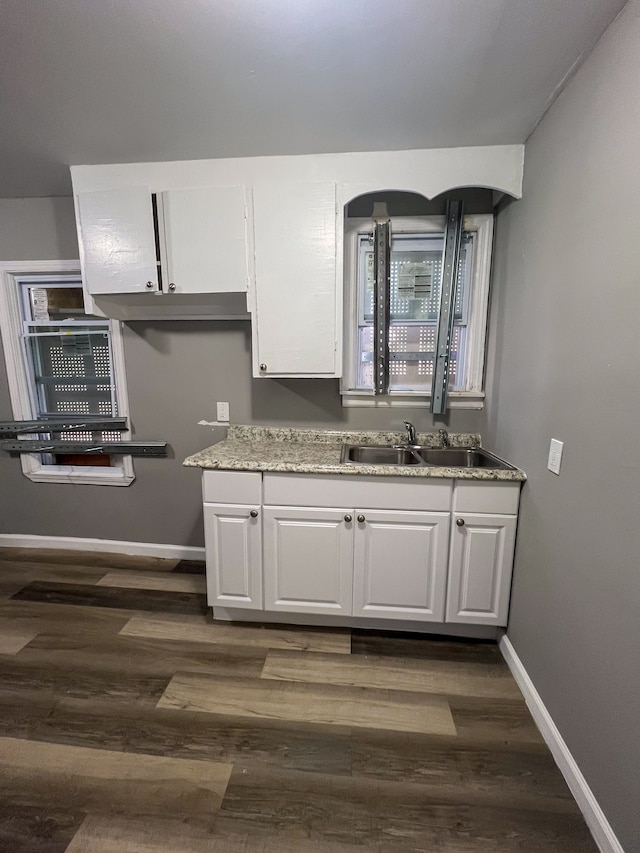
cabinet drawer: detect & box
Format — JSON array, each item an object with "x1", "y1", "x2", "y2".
[
  {"x1": 263, "y1": 473, "x2": 452, "y2": 512},
  {"x1": 203, "y1": 470, "x2": 262, "y2": 504},
  {"x1": 453, "y1": 481, "x2": 520, "y2": 514}
]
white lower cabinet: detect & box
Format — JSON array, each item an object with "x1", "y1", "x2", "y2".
[
  {"x1": 262, "y1": 506, "x2": 449, "y2": 620},
  {"x1": 263, "y1": 507, "x2": 353, "y2": 616},
  {"x1": 352, "y1": 510, "x2": 450, "y2": 622},
  {"x1": 203, "y1": 503, "x2": 262, "y2": 610},
  {"x1": 202, "y1": 471, "x2": 520, "y2": 630},
  {"x1": 446, "y1": 513, "x2": 517, "y2": 625}
]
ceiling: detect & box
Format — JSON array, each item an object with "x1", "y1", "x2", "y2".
[{"x1": 0, "y1": 0, "x2": 627, "y2": 198}]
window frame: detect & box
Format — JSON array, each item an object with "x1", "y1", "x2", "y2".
[
  {"x1": 341, "y1": 214, "x2": 494, "y2": 409},
  {"x1": 0, "y1": 261, "x2": 134, "y2": 486}
]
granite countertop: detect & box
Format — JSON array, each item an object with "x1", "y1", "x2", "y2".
[{"x1": 183, "y1": 426, "x2": 526, "y2": 481}]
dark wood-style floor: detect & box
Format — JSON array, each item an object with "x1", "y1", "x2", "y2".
[{"x1": 0, "y1": 546, "x2": 597, "y2": 852}]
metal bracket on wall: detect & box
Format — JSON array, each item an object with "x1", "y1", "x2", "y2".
[
  {"x1": 430, "y1": 199, "x2": 464, "y2": 415},
  {"x1": 0, "y1": 418, "x2": 128, "y2": 437},
  {"x1": 0, "y1": 440, "x2": 168, "y2": 457},
  {"x1": 373, "y1": 220, "x2": 391, "y2": 395}
]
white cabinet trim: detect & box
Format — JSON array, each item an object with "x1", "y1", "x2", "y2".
[{"x1": 71, "y1": 146, "x2": 524, "y2": 199}]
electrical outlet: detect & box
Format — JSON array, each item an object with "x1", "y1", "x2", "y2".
[
  {"x1": 216, "y1": 402, "x2": 230, "y2": 423},
  {"x1": 547, "y1": 438, "x2": 563, "y2": 475}
]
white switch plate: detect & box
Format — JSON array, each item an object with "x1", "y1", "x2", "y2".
[
  {"x1": 548, "y1": 438, "x2": 563, "y2": 475},
  {"x1": 216, "y1": 402, "x2": 230, "y2": 423}
]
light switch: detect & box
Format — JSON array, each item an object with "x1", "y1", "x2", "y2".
[
  {"x1": 548, "y1": 439, "x2": 563, "y2": 475},
  {"x1": 216, "y1": 402, "x2": 230, "y2": 423}
]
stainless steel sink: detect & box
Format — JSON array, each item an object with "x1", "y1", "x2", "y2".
[
  {"x1": 415, "y1": 447, "x2": 515, "y2": 470},
  {"x1": 340, "y1": 443, "x2": 516, "y2": 470},
  {"x1": 340, "y1": 445, "x2": 422, "y2": 465}
]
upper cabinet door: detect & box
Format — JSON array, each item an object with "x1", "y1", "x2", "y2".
[
  {"x1": 76, "y1": 188, "x2": 158, "y2": 295},
  {"x1": 161, "y1": 186, "x2": 249, "y2": 294},
  {"x1": 252, "y1": 182, "x2": 337, "y2": 377}
]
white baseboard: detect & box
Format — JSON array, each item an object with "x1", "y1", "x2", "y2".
[
  {"x1": 499, "y1": 634, "x2": 624, "y2": 853},
  {"x1": 0, "y1": 534, "x2": 205, "y2": 562}
]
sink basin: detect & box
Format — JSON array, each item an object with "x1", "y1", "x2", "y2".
[
  {"x1": 340, "y1": 443, "x2": 516, "y2": 471},
  {"x1": 341, "y1": 445, "x2": 421, "y2": 465},
  {"x1": 415, "y1": 447, "x2": 514, "y2": 470}
]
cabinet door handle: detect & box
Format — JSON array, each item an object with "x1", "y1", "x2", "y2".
[
  {"x1": 259, "y1": 363, "x2": 267, "y2": 371},
  {"x1": 344, "y1": 514, "x2": 352, "y2": 523},
  {"x1": 357, "y1": 514, "x2": 366, "y2": 523},
  {"x1": 456, "y1": 518, "x2": 465, "y2": 527},
  {"x1": 250, "y1": 510, "x2": 258, "y2": 518},
  {"x1": 168, "y1": 282, "x2": 176, "y2": 291},
  {"x1": 145, "y1": 281, "x2": 154, "y2": 289}
]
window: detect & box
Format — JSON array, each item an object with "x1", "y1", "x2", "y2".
[
  {"x1": 342, "y1": 214, "x2": 494, "y2": 409},
  {"x1": 0, "y1": 261, "x2": 134, "y2": 485}
]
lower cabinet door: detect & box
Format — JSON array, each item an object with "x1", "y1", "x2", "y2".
[
  {"x1": 263, "y1": 506, "x2": 353, "y2": 615},
  {"x1": 352, "y1": 510, "x2": 450, "y2": 622},
  {"x1": 203, "y1": 503, "x2": 262, "y2": 610},
  {"x1": 446, "y1": 513, "x2": 517, "y2": 626}
]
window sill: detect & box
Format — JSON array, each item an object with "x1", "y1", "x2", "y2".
[
  {"x1": 21, "y1": 455, "x2": 135, "y2": 486},
  {"x1": 341, "y1": 392, "x2": 485, "y2": 410}
]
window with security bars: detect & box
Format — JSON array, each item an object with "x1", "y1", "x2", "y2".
[
  {"x1": 342, "y1": 214, "x2": 493, "y2": 406},
  {"x1": 0, "y1": 263, "x2": 133, "y2": 486},
  {"x1": 355, "y1": 231, "x2": 472, "y2": 392},
  {"x1": 19, "y1": 280, "x2": 121, "y2": 452}
]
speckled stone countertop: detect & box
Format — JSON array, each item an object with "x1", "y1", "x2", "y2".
[{"x1": 184, "y1": 426, "x2": 526, "y2": 481}]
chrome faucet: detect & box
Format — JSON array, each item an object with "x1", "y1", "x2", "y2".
[
  {"x1": 403, "y1": 420, "x2": 418, "y2": 447},
  {"x1": 438, "y1": 428, "x2": 450, "y2": 448}
]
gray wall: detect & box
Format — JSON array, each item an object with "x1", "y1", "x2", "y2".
[
  {"x1": 483, "y1": 2, "x2": 640, "y2": 848},
  {"x1": 0, "y1": 198, "x2": 483, "y2": 545}
]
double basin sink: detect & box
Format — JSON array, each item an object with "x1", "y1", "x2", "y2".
[{"x1": 341, "y1": 444, "x2": 514, "y2": 470}]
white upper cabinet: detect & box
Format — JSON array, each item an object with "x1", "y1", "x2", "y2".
[
  {"x1": 76, "y1": 185, "x2": 249, "y2": 298},
  {"x1": 76, "y1": 187, "x2": 158, "y2": 295},
  {"x1": 251, "y1": 182, "x2": 338, "y2": 377},
  {"x1": 160, "y1": 186, "x2": 249, "y2": 294},
  {"x1": 71, "y1": 145, "x2": 524, "y2": 329}
]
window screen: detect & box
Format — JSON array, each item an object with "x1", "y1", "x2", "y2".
[
  {"x1": 355, "y1": 231, "x2": 473, "y2": 392},
  {"x1": 19, "y1": 281, "x2": 121, "y2": 447}
]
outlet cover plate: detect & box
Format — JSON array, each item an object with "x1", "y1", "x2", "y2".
[{"x1": 216, "y1": 402, "x2": 230, "y2": 423}]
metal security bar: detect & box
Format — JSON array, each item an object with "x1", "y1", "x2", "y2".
[
  {"x1": 431, "y1": 199, "x2": 464, "y2": 414},
  {"x1": 1, "y1": 440, "x2": 167, "y2": 457},
  {"x1": 373, "y1": 221, "x2": 391, "y2": 395},
  {"x1": 0, "y1": 418, "x2": 128, "y2": 437}
]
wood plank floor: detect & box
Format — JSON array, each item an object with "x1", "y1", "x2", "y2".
[{"x1": 0, "y1": 546, "x2": 598, "y2": 852}]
